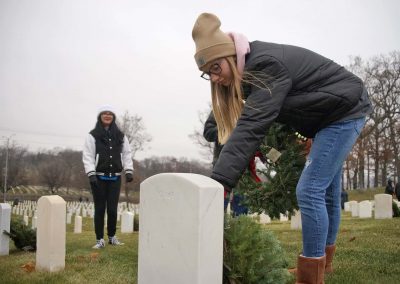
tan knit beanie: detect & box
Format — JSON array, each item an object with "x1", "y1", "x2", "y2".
[{"x1": 192, "y1": 13, "x2": 236, "y2": 69}]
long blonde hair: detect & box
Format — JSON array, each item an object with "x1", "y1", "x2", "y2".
[
  {"x1": 211, "y1": 56, "x2": 243, "y2": 144},
  {"x1": 211, "y1": 56, "x2": 271, "y2": 144}
]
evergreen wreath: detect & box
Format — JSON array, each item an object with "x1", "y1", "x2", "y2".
[
  {"x1": 3, "y1": 217, "x2": 37, "y2": 251},
  {"x1": 235, "y1": 123, "x2": 308, "y2": 219},
  {"x1": 223, "y1": 215, "x2": 292, "y2": 284}
]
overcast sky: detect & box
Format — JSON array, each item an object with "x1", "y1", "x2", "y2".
[{"x1": 1, "y1": 0, "x2": 399, "y2": 162}]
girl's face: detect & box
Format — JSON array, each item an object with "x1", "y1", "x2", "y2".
[
  {"x1": 100, "y1": 112, "x2": 114, "y2": 127},
  {"x1": 201, "y1": 58, "x2": 233, "y2": 86}
]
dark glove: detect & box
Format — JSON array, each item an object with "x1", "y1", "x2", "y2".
[
  {"x1": 125, "y1": 173, "x2": 133, "y2": 183},
  {"x1": 89, "y1": 175, "x2": 98, "y2": 189}
]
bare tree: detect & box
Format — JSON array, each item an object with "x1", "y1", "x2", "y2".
[
  {"x1": 37, "y1": 151, "x2": 67, "y2": 194},
  {"x1": 0, "y1": 142, "x2": 28, "y2": 193},
  {"x1": 58, "y1": 149, "x2": 88, "y2": 194},
  {"x1": 118, "y1": 111, "x2": 152, "y2": 158},
  {"x1": 117, "y1": 110, "x2": 152, "y2": 202},
  {"x1": 188, "y1": 106, "x2": 214, "y2": 162},
  {"x1": 346, "y1": 51, "x2": 400, "y2": 189}
]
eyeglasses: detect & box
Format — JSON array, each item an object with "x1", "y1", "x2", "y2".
[{"x1": 200, "y1": 63, "x2": 222, "y2": 81}]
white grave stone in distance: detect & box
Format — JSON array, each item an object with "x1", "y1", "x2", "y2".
[
  {"x1": 290, "y1": 210, "x2": 302, "y2": 230},
  {"x1": 121, "y1": 211, "x2": 134, "y2": 233},
  {"x1": 36, "y1": 195, "x2": 66, "y2": 272},
  {"x1": 259, "y1": 213, "x2": 271, "y2": 224},
  {"x1": 66, "y1": 213, "x2": 72, "y2": 224},
  {"x1": 138, "y1": 173, "x2": 224, "y2": 284},
  {"x1": 74, "y1": 216, "x2": 82, "y2": 233},
  {"x1": 344, "y1": 201, "x2": 351, "y2": 212},
  {"x1": 374, "y1": 194, "x2": 392, "y2": 219},
  {"x1": 32, "y1": 216, "x2": 37, "y2": 229},
  {"x1": 23, "y1": 215, "x2": 29, "y2": 226},
  {"x1": 280, "y1": 213, "x2": 289, "y2": 222},
  {"x1": 350, "y1": 201, "x2": 359, "y2": 217},
  {"x1": 347, "y1": 201, "x2": 358, "y2": 217},
  {"x1": 358, "y1": 200, "x2": 372, "y2": 218},
  {"x1": 0, "y1": 203, "x2": 11, "y2": 256}
]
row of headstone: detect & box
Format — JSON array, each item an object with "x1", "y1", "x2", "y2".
[
  {"x1": 10, "y1": 200, "x2": 139, "y2": 219},
  {"x1": 344, "y1": 194, "x2": 394, "y2": 219},
  {"x1": 251, "y1": 211, "x2": 301, "y2": 230}
]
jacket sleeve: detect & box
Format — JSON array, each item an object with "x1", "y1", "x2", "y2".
[
  {"x1": 211, "y1": 56, "x2": 292, "y2": 188},
  {"x1": 82, "y1": 134, "x2": 96, "y2": 177},
  {"x1": 203, "y1": 111, "x2": 218, "y2": 142},
  {"x1": 122, "y1": 135, "x2": 134, "y2": 175}
]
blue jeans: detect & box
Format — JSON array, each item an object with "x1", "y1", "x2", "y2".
[
  {"x1": 224, "y1": 192, "x2": 249, "y2": 216},
  {"x1": 296, "y1": 117, "x2": 365, "y2": 257}
]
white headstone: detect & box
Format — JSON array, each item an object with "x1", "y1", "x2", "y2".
[
  {"x1": 66, "y1": 213, "x2": 72, "y2": 224},
  {"x1": 121, "y1": 212, "x2": 134, "y2": 233},
  {"x1": 23, "y1": 215, "x2": 29, "y2": 226},
  {"x1": 344, "y1": 201, "x2": 351, "y2": 212},
  {"x1": 138, "y1": 173, "x2": 224, "y2": 284},
  {"x1": 74, "y1": 216, "x2": 82, "y2": 233},
  {"x1": 259, "y1": 213, "x2": 271, "y2": 224},
  {"x1": 0, "y1": 203, "x2": 11, "y2": 256},
  {"x1": 358, "y1": 200, "x2": 372, "y2": 218},
  {"x1": 82, "y1": 209, "x2": 87, "y2": 218},
  {"x1": 280, "y1": 213, "x2": 289, "y2": 222},
  {"x1": 36, "y1": 195, "x2": 66, "y2": 272},
  {"x1": 374, "y1": 194, "x2": 392, "y2": 219},
  {"x1": 226, "y1": 201, "x2": 231, "y2": 215},
  {"x1": 350, "y1": 201, "x2": 359, "y2": 217},
  {"x1": 347, "y1": 201, "x2": 357, "y2": 216},
  {"x1": 290, "y1": 210, "x2": 302, "y2": 230},
  {"x1": 32, "y1": 216, "x2": 37, "y2": 229}
]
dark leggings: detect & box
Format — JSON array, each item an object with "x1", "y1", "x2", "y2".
[{"x1": 91, "y1": 178, "x2": 121, "y2": 240}]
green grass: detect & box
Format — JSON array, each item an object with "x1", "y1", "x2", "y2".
[
  {"x1": 0, "y1": 217, "x2": 138, "y2": 284},
  {"x1": 1, "y1": 188, "x2": 399, "y2": 284},
  {"x1": 270, "y1": 213, "x2": 400, "y2": 284}
]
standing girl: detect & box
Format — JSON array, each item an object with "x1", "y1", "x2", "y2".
[
  {"x1": 192, "y1": 13, "x2": 372, "y2": 284},
  {"x1": 83, "y1": 105, "x2": 133, "y2": 249}
]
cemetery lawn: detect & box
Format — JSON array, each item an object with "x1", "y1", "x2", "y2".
[
  {"x1": 272, "y1": 212, "x2": 400, "y2": 284},
  {"x1": 0, "y1": 218, "x2": 139, "y2": 284},
  {"x1": 1, "y1": 190, "x2": 399, "y2": 284}
]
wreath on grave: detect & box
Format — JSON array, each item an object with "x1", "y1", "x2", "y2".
[
  {"x1": 234, "y1": 123, "x2": 308, "y2": 219},
  {"x1": 223, "y1": 215, "x2": 292, "y2": 284},
  {"x1": 3, "y1": 217, "x2": 36, "y2": 251}
]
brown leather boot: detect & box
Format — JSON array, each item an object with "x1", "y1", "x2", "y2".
[
  {"x1": 296, "y1": 255, "x2": 326, "y2": 284},
  {"x1": 325, "y1": 244, "x2": 336, "y2": 274}
]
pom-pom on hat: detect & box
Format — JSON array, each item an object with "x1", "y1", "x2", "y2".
[
  {"x1": 97, "y1": 104, "x2": 116, "y2": 116},
  {"x1": 192, "y1": 13, "x2": 236, "y2": 69}
]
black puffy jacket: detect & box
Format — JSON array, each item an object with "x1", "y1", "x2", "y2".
[{"x1": 211, "y1": 41, "x2": 372, "y2": 188}]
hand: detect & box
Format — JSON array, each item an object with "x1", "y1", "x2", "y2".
[
  {"x1": 125, "y1": 173, "x2": 133, "y2": 183},
  {"x1": 223, "y1": 186, "x2": 232, "y2": 199},
  {"x1": 89, "y1": 175, "x2": 98, "y2": 188}
]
